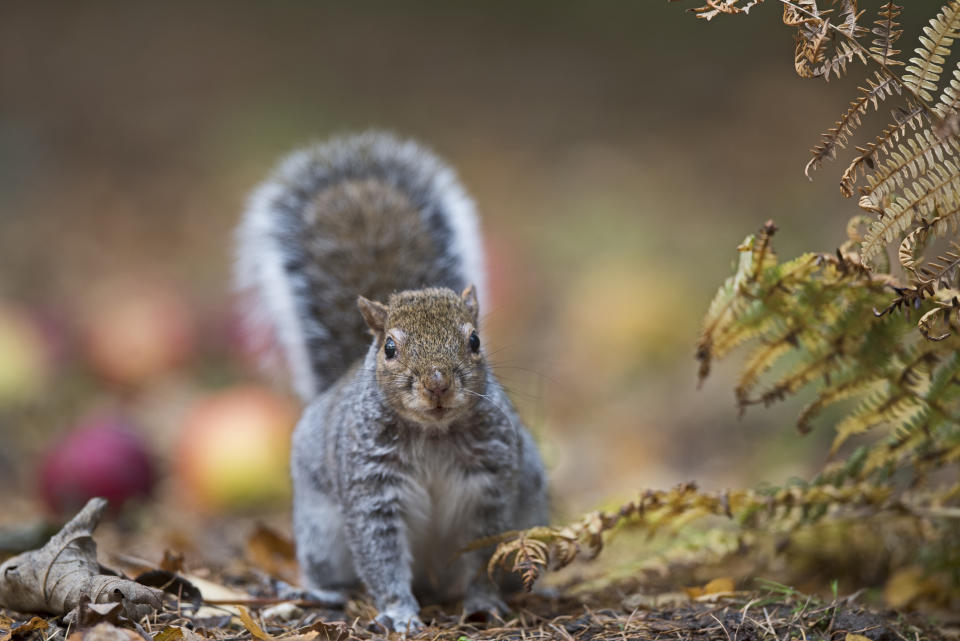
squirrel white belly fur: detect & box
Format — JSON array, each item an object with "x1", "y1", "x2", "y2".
[{"x1": 235, "y1": 132, "x2": 549, "y2": 631}]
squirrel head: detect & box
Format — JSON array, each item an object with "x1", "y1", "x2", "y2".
[{"x1": 357, "y1": 286, "x2": 487, "y2": 428}]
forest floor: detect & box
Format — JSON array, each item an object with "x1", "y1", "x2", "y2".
[
  {"x1": 0, "y1": 581, "x2": 949, "y2": 641},
  {"x1": 0, "y1": 505, "x2": 953, "y2": 641}
]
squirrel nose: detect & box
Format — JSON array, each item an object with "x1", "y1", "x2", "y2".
[{"x1": 422, "y1": 369, "x2": 451, "y2": 397}]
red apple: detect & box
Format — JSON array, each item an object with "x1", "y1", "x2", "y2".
[
  {"x1": 175, "y1": 385, "x2": 297, "y2": 512},
  {"x1": 38, "y1": 413, "x2": 156, "y2": 514}
]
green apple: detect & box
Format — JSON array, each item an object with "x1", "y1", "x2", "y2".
[{"x1": 175, "y1": 385, "x2": 297, "y2": 511}]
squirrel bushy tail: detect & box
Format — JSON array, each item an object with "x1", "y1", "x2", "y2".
[{"x1": 235, "y1": 132, "x2": 486, "y2": 400}]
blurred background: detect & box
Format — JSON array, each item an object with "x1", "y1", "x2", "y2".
[{"x1": 0, "y1": 2, "x2": 926, "y2": 541}]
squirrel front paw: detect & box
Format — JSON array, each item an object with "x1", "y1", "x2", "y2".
[{"x1": 374, "y1": 607, "x2": 424, "y2": 634}]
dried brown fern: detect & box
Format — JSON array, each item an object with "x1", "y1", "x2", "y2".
[
  {"x1": 870, "y1": 2, "x2": 903, "y2": 67},
  {"x1": 901, "y1": 2, "x2": 960, "y2": 104},
  {"x1": 804, "y1": 71, "x2": 902, "y2": 178},
  {"x1": 483, "y1": 480, "x2": 958, "y2": 590},
  {"x1": 689, "y1": 0, "x2": 960, "y2": 340}
]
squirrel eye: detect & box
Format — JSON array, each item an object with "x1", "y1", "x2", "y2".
[
  {"x1": 384, "y1": 337, "x2": 397, "y2": 359},
  {"x1": 469, "y1": 331, "x2": 480, "y2": 353}
]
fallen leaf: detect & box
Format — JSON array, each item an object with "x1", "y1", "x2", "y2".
[
  {"x1": 154, "y1": 626, "x2": 203, "y2": 641},
  {"x1": 703, "y1": 577, "x2": 735, "y2": 594},
  {"x1": 159, "y1": 550, "x2": 185, "y2": 574},
  {"x1": 0, "y1": 614, "x2": 13, "y2": 641},
  {"x1": 153, "y1": 628, "x2": 184, "y2": 641},
  {"x1": 684, "y1": 576, "x2": 735, "y2": 598},
  {"x1": 4, "y1": 617, "x2": 48, "y2": 641},
  {"x1": 134, "y1": 570, "x2": 203, "y2": 609},
  {"x1": 0, "y1": 498, "x2": 162, "y2": 619},
  {"x1": 884, "y1": 566, "x2": 938, "y2": 609},
  {"x1": 75, "y1": 598, "x2": 124, "y2": 628},
  {"x1": 238, "y1": 606, "x2": 273, "y2": 641},
  {"x1": 246, "y1": 524, "x2": 298, "y2": 584},
  {"x1": 846, "y1": 635, "x2": 873, "y2": 641},
  {"x1": 179, "y1": 574, "x2": 249, "y2": 618}
]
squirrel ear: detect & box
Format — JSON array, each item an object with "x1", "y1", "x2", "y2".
[
  {"x1": 357, "y1": 296, "x2": 388, "y2": 335},
  {"x1": 461, "y1": 284, "x2": 479, "y2": 322}
]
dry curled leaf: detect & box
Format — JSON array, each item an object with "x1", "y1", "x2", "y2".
[
  {"x1": 237, "y1": 606, "x2": 273, "y2": 641},
  {"x1": 0, "y1": 498, "x2": 162, "y2": 619}
]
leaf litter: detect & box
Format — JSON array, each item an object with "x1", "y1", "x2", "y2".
[{"x1": 0, "y1": 500, "x2": 949, "y2": 641}]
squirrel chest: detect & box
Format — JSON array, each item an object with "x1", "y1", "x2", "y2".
[{"x1": 399, "y1": 437, "x2": 496, "y2": 589}]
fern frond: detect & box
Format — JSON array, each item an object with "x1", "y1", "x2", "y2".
[
  {"x1": 740, "y1": 352, "x2": 846, "y2": 411},
  {"x1": 830, "y1": 387, "x2": 921, "y2": 455},
  {"x1": 697, "y1": 222, "x2": 784, "y2": 382},
  {"x1": 786, "y1": 1, "x2": 865, "y2": 81},
  {"x1": 927, "y1": 348, "x2": 960, "y2": 405},
  {"x1": 736, "y1": 336, "x2": 796, "y2": 402},
  {"x1": 927, "y1": 206, "x2": 960, "y2": 241},
  {"x1": 797, "y1": 377, "x2": 887, "y2": 434},
  {"x1": 817, "y1": 39, "x2": 868, "y2": 82},
  {"x1": 782, "y1": 0, "x2": 821, "y2": 28},
  {"x1": 794, "y1": 16, "x2": 833, "y2": 79},
  {"x1": 902, "y1": 0, "x2": 960, "y2": 103},
  {"x1": 678, "y1": 1, "x2": 960, "y2": 596},
  {"x1": 834, "y1": 0, "x2": 860, "y2": 36},
  {"x1": 840, "y1": 104, "x2": 927, "y2": 197},
  {"x1": 863, "y1": 168, "x2": 960, "y2": 267},
  {"x1": 484, "y1": 482, "x2": 942, "y2": 588},
  {"x1": 806, "y1": 71, "x2": 902, "y2": 178},
  {"x1": 487, "y1": 535, "x2": 550, "y2": 591},
  {"x1": 917, "y1": 242, "x2": 960, "y2": 286},
  {"x1": 898, "y1": 223, "x2": 933, "y2": 276},
  {"x1": 860, "y1": 155, "x2": 960, "y2": 265},
  {"x1": 937, "y1": 65, "x2": 960, "y2": 116},
  {"x1": 870, "y1": 2, "x2": 904, "y2": 66},
  {"x1": 860, "y1": 128, "x2": 960, "y2": 209},
  {"x1": 693, "y1": 0, "x2": 766, "y2": 21},
  {"x1": 918, "y1": 304, "x2": 953, "y2": 340},
  {"x1": 860, "y1": 215, "x2": 910, "y2": 267}
]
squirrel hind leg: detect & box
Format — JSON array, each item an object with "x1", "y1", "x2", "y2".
[{"x1": 292, "y1": 482, "x2": 359, "y2": 599}]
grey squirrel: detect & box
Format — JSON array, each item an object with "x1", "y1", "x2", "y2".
[{"x1": 235, "y1": 132, "x2": 549, "y2": 631}]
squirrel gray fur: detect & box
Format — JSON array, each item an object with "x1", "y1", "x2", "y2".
[{"x1": 235, "y1": 132, "x2": 549, "y2": 632}]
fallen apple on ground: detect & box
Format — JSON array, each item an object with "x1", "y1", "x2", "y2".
[
  {"x1": 38, "y1": 414, "x2": 157, "y2": 515},
  {"x1": 175, "y1": 385, "x2": 297, "y2": 511}
]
